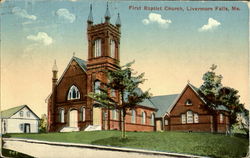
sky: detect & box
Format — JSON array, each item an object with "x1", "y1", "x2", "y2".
[{"x1": 0, "y1": 0, "x2": 249, "y2": 117}]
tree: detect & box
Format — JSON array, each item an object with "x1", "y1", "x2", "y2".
[
  {"x1": 199, "y1": 65, "x2": 248, "y2": 132},
  {"x1": 39, "y1": 114, "x2": 47, "y2": 133},
  {"x1": 88, "y1": 61, "x2": 151, "y2": 138}
]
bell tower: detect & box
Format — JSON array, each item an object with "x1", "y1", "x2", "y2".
[
  {"x1": 86, "y1": 3, "x2": 121, "y2": 128},
  {"x1": 87, "y1": 3, "x2": 121, "y2": 71}
]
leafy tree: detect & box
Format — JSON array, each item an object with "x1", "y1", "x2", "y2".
[
  {"x1": 39, "y1": 114, "x2": 47, "y2": 133},
  {"x1": 199, "y1": 65, "x2": 248, "y2": 132},
  {"x1": 88, "y1": 61, "x2": 151, "y2": 138}
]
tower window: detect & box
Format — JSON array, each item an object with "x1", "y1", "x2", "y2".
[
  {"x1": 68, "y1": 85, "x2": 80, "y2": 100},
  {"x1": 94, "y1": 81, "x2": 101, "y2": 94},
  {"x1": 94, "y1": 39, "x2": 101, "y2": 57},
  {"x1": 110, "y1": 40, "x2": 115, "y2": 58}
]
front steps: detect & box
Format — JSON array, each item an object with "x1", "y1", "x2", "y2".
[
  {"x1": 60, "y1": 127, "x2": 79, "y2": 132},
  {"x1": 84, "y1": 125, "x2": 101, "y2": 131}
]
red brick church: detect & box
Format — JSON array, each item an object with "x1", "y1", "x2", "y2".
[{"x1": 47, "y1": 5, "x2": 230, "y2": 133}]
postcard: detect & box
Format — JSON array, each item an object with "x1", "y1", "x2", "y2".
[{"x1": 0, "y1": 0, "x2": 249, "y2": 158}]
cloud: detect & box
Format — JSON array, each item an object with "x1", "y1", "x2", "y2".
[
  {"x1": 199, "y1": 18, "x2": 221, "y2": 32},
  {"x1": 56, "y1": 8, "x2": 76, "y2": 23},
  {"x1": 27, "y1": 32, "x2": 53, "y2": 46},
  {"x1": 12, "y1": 7, "x2": 37, "y2": 20},
  {"x1": 68, "y1": 0, "x2": 79, "y2": 1},
  {"x1": 142, "y1": 13, "x2": 172, "y2": 29}
]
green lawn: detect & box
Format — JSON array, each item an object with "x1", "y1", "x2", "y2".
[
  {"x1": 2, "y1": 148, "x2": 34, "y2": 158},
  {"x1": 5, "y1": 131, "x2": 249, "y2": 158}
]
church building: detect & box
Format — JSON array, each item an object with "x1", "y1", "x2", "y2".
[{"x1": 47, "y1": 5, "x2": 230, "y2": 133}]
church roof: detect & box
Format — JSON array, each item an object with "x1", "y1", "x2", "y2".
[
  {"x1": 150, "y1": 94, "x2": 179, "y2": 117},
  {"x1": 72, "y1": 56, "x2": 87, "y2": 72},
  {"x1": 139, "y1": 99, "x2": 156, "y2": 109}
]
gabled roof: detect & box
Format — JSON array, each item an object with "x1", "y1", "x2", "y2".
[
  {"x1": 45, "y1": 56, "x2": 87, "y2": 103},
  {"x1": 1, "y1": 105, "x2": 26, "y2": 118},
  {"x1": 150, "y1": 94, "x2": 179, "y2": 117},
  {"x1": 139, "y1": 98, "x2": 157, "y2": 110},
  {"x1": 73, "y1": 57, "x2": 87, "y2": 72},
  {"x1": 56, "y1": 56, "x2": 87, "y2": 85},
  {"x1": 1, "y1": 105, "x2": 40, "y2": 119}
]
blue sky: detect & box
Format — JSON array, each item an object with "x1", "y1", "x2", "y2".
[{"x1": 1, "y1": 0, "x2": 249, "y2": 116}]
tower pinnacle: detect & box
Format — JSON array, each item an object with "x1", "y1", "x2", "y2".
[
  {"x1": 115, "y1": 13, "x2": 121, "y2": 27},
  {"x1": 104, "y1": 2, "x2": 111, "y2": 23},
  {"x1": 52, "y1": 60, "x2": 58, "y2": 72},
  {"x1": 87, "y1": 4, "x2": 93, "y2": 25}
]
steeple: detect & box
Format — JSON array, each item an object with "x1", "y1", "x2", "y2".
[
  {"x1": 115, "y1": 13, "x2": 121, "y2": 27},
  {"x1": 87, "y1": 4, "x2": 93, "y2": 26},
  {"x1": 104, "y1": 2, "x2": 111, "y2": 23},
  {"x1": 52, "y1": 60, "x2": 58, "y2": 72},
  {"x1": 52, "y1": 60, "x2": 58, "y2": 91}
]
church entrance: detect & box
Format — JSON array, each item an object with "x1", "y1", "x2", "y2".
[
  {"x1": 69, "y1": 110, "x2": 78, "y2": 127},
  {"x1": 93, "y1": 107, "x2": 102, "y2": 126}
]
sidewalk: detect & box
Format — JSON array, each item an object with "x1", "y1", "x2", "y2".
[{"x1": 3, "y1": 138, "x2": 210, "y2": 158}]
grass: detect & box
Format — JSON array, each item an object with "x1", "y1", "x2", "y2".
[
  {"x1": 2, "y1": 148, "x2": 34, "y2": 158},
  {"x1": 5, "y1": 131, "x2": 249, "y2": 158}
]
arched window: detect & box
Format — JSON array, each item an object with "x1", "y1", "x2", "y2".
[
  {"x1": 181, "y1": 114, "x2": 186, "y2": 124},
  {"x1": 194, "y1": 113, "x2": 199, "y2": 123},
  {"x1": 110, "y1": 40, "x2": 115, "y2": 58},
  {"x1": 141, "y1": 111, "x2": 146, "y2": 124},
  {"x1": 112, "y1": 109, "x2": 117, "y2": 120},
  {"x1": 94, "y1": 39, "x2": 101, "y2": 57},
  {"x1": 68, "y1": 85, "x2": 80, "y2": 100},
  {"x1": 220, "y1": 113, "x2": 223, "y2": 123},
  {"x1": 59, "y1": 108, "x2": 64, "y2": 123},
  {"x1": 165, "y1": 119, "x2": 169, "y2": 125},
  {"x1": 187, "y1": 111, "x2": 193, "y2": 123},
  {"x1": 131, "y1": 109, "x2": 136, "y2": 123},
  {"x1": 185, "y1": 99, "x2": 192, "y2": 105},
  {"x1": 81, "y1": 107, "x2": 86, "y2": 121},
  {"x1": 94, "y1": 81, "x2": 101, "y2": 94},
  {"x1": 151, "y1": 113, "x2": 155, "y2": 126}
]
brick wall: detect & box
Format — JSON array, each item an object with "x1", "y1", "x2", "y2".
[
  {"x1": 169, "y1": 85, "x2": 213, "y2": 132},
  {"x1": 109, "y1": 107, "x2": 155, "y2": 132},
  {"x1": 50, "y1": 60, "x2": 90, "y2": 132}
]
